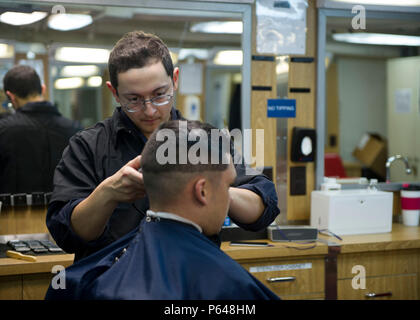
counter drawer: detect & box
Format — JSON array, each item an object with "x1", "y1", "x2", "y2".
[
  {"x1": 338, "y1": 273, "x2": 418, "y2": 300},
  {"x1": 338, "y1": 250, "x2": 418, "y2": 279},
  {"x1": 241, "y1": 258, "x2": 324, "y2": 298}
]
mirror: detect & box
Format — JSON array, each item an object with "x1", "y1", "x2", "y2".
[
  {"x1": 317, "y1": 7, "x2": 420, "y2": 186},
  {"x1": 0, "y1": 0, "x2": 251, "y2": 194}
]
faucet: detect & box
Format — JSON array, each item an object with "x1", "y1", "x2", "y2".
[{"x1": 385, "y1": 155, "x2": 412, "y2": 183}]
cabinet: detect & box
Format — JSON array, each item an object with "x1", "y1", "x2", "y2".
[
  {"x1": 330, "y1": 224, "x2": 420, "y2": 300},
  {"x1": 223, "y1": 224, "x2": 420, "y2": 300},
  {"x1": 337, "y1": 249, "x2": 419, "y2": 300},
  {"x1": 241, "y1": 257, "x2": 325, "y2": 299},
  {"x1": 221, "y1": 241, "x2": 329, "y2": 300},
  {"x1": 0, "y1": 254, "x2": 74, "y2": 300}
]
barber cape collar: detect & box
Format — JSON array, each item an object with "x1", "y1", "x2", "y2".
[{"x1": 146, "y1": 210, "x2": 202, "y2": 233}]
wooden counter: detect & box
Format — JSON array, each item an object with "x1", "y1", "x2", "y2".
[
  {"x1": 222, "y1": 239, "x2": 329, "y2": 300},
  {"x1": 2, "y1": 224, "x2": 420, "y2": 300},
  {"x1": 0, "y1": 254, "x2": 74, "y2": 277},
  {"x1": 323, "y1": 224, "x2": 420, "y2": 300},
  {"x1": 222, "y1": 223, "x2": 420, "y2": 300},
  {"x1": 0, "y1": 253, "x2": 74, "y2": 300},
  {"x1": 323, "y1": 223, "x2": 420, "y2": 253},
  {"x1": 221, "y1": 239, "x2": 328, "y2": 261}
]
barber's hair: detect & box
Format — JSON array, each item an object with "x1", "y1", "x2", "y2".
[
  {"x1": 108, "y1": 30, "x2": 174, "y2": 91},
  {"x1": 141, "y1": 120, "x2": 232, "y2": 202},
  {"x1": 3, "y1": 65, "x2": 42, "y2": 99}
]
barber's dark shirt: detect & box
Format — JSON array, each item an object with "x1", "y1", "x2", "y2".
[
  {"x1": 47, "y1": 107, "x2": 280, "y2": 261},
  {"x1": 0, "y1": 101, "x2": 83, "y2": 193}
]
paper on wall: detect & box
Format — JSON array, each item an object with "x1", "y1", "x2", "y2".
[
  {"x1": 179, "y1": 63, "x2": 203, "y2": 95},
  {"x1": 256, "y1": 0, "x2": 308, "y2": 55},
  {"x1": 394, "y1": 88, "x2": 412, "y2": 114}
]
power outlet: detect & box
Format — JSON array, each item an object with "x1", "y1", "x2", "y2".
[{"x1": 290, "y1": 166, "x2": 306, "y2": 196}]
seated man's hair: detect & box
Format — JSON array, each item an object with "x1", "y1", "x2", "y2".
[
  {"x1": 141, "y1": 120, "x2": 232, "y2": 203},
  {"x1": 3, "y1": 65, "x2": 42, "y2": 99}
]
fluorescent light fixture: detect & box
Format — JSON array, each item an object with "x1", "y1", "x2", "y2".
[
  {"x1": 55, "y1": 47, "x2": 110, "y2": 63},
  {"x1": 333, "y1": 33, "x2": 420, "y2": 46},
  {"x1": 61, "y1": 65, "x2": 100, "y2": 77},
  {"x1": 276, "y1": 56, "x2": 289, "y2": 75},
  {"x1": 178, "y1": 49, "x2": 209, "y2": 61},
  {"x1": 170, "y1": 51, "x2": 178, "y2": 65},
  {"x1": 332, "y1": 0, "x2": 420, "y2": 6},
  {"x1": 191, "y1": 21, "x2": 243, "y2": 34},
  {"x1": 0, "y1": 11, "x2": 47, "y2": 26},
  {"x1": 0, "y1": 43, "x2": 14, "y2": 58},
  {"x1": 213, "y1": 50, "x2": 243, "y2": 66},
  {"x1": 87, "y1": 76, "x2": 102, "y2": 87},
  {"x1": 54, "y1": 77, "x2": 84, "y2": 90},
  {"x1": 48, "y1": 13, "x2": 93, "y2": 31}
]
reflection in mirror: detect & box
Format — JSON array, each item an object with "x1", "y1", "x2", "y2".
[
  {"x1": 0, "y1": 1, "x2": 245, "y2": 194},
  {"x1": 324, "y1": 15, "x2": 420, "y2": 183}
]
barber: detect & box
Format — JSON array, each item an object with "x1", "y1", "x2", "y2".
[{"x1": 47, "y1": 30, "x2": 280, "y2": 261}]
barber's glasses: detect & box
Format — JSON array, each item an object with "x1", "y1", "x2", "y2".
[{"x1": 120, "y1": 92, "x2": 173, "y2": 113}]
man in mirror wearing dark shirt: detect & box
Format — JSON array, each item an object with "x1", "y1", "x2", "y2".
[
  {"x1": 0, "y1": 65, "x2": 83, "y2": 193},
  {"x1": 47, "y1": 30, "x2": 280, "y2": 261}
]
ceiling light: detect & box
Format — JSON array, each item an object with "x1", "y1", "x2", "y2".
[
  {"x1": 169, "y1": 51, "x2": 179, "y2": 65},
  {"x1": 0, "y1": 11, "x2": 47, "y2": 26},
  {"x1": 0, "y1": 43, "x2": 14, "y2": 58},
  {"x1": 178, "y1": 49, "x2": 209, "y2": 61},
  {"x1": 55, "y1": 47, "x2": 110, "y2": 63},
  {"x1": 276, "y1": 56, "x2": 289, "y2": 75},
  {"x1": 54, "y1": 77, "x2": 84, "y2": 90},
  {"x1": 191, "y1": 21, "x2": 243, "y2": 34},
  {"x1": 332, "y1": 33, "x2": 420, "y2": 46},
  {"x1": 61, "y1": 65, "x2": 100, "y2": 77},
  {"x1": 48, "y1": 13, "x2": 93, "y2": 31},
  {"x1": 87, "y1": 76, "x2": 102, "y2": 87},
  {"x1": 213, "y1": 50, "x2": 243, "y2": 66}
]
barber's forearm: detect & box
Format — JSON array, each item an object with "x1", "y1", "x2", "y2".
[
  {"x1": 228, "y1": 187, "x2": 265, "y2": 225},
  {"x1": 71, "y1": 181, "x2": 118, "y2": 242}
]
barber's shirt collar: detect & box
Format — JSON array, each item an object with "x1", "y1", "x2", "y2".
[
  {"x1": 112, "y1": 106, "x2": 179, "y2": 146},
  {"x1": 146, "y1": 210, "x2": 202, "y2": 233}
]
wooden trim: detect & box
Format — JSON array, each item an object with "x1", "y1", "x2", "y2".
[{"x1": 325, "y1": 245, "x2": 341, "y2": 300}]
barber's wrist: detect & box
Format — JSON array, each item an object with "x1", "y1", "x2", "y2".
[{"x1": 97, "y1": 177, "x2": 119, "y2": 208}]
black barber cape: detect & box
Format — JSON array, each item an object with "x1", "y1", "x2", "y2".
[{"x1": 45, "y1": 211, "x2": 279, "y2": 300}]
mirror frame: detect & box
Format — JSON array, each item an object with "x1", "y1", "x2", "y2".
[{"x1": 316, "y1": 1, "x2": 420, "y2": 189}]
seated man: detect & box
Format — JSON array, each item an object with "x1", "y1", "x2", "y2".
[{"x1": 45, "y1": 120, "x2": 279, "y2": 300}]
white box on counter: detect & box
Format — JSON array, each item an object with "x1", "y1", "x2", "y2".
[{"x1": 310, "y1": 189, "x2": 393, "y2": 236}]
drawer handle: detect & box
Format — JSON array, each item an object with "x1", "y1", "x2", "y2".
[
  {"x1": 365, "y1": 292, "x2": 392, "y2": 298},
  {"x1": 267, "y1": 276, "x2": 296, "y2": 283}
]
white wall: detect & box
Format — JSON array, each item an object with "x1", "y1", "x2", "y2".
[
  {"x1": 205, "y1": 69, "x2": 233, "y2": 129},
  {"x1": 337, "y1": 57, "x2": 387, "y2": 162},
  {"x1": 387, "y1": 56, "x2": 420, "y2": 182}
]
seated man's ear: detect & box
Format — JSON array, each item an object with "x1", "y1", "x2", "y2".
[{"x1": 193, "y1": 178, "x2": 208, "y2": 206}]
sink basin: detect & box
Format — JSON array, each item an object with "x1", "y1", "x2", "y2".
[{"x1": 311, "y1": 189, "x2": 393, "y2": 236}]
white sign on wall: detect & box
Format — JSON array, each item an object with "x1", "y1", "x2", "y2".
[
  {"x1": 179, "y1": 63, "x2": 203, "y2": 95},
  {"x1": 394, "y1": 88, "x2": 412, "y2": 114},
  {"x1": 256, "y1": 0, "x2": 308, "y2": 55}
]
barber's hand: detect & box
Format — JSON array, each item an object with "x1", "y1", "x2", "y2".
[{"x1": 102, "y1": 155, "x2": 146, "y2": 203}]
